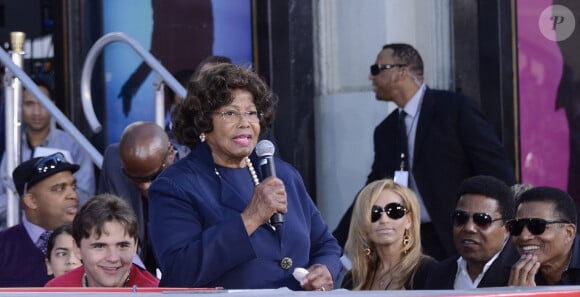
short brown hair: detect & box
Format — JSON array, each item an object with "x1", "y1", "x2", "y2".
[{"x1": 72, "y1": 194, "x2": 138, "y2": 246}]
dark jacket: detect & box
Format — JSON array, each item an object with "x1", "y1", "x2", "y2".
[
  {"x1": 334, "y1": 88, "x2": 516, "y2": 254},
  {"x1": 424, "y1": 239, "x2": 520, "y2": 289},
  {"x1": 0, "y1": 224, "x2": 51, "y2": 287}
]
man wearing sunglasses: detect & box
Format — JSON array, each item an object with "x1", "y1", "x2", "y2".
[
  {"x1": 98, "y1": 121, "x2": 189, "y2": 275},
  {"x1": 0, "y1": 153, "x2": 80, "y2": 286},
  {"x1": 508, "y1": 186, "x2": 580, "y2": 286},
  {"x1": 425, "y1": 175, "x2": 519, "y2": 289},
  {"x1": 334, "y1": 43, "x2": 515, "y2": 260}
]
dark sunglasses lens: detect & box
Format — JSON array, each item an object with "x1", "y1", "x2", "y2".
[
  {"x1": 371, "y1": 205, "x2": 382, "y2": 222},
  {"x1": 370, "y1": 64, "x2": 379, "y2": 75},
  {"x1": 472, "y1": 213, "x2": 493, "y2": 228},
  {"x1": 452, "y1": 211, "x2": 469, "y2": 226},
  {"x1": 507, "y1": 220, "x2": 524, "y2": 236},
  {"x1": 386, "y1": 203, "x2": 406, "y2": 219},
  {"x1": 528, "y1": 219, "x2": 547, "y2": 235}
]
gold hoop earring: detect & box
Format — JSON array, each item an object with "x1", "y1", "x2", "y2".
[
  {"x1": 363, "y1": 247, "x2": 371, "y2": 256},
  {"x1": 403, "y1": 229, "x2": 410, "y2": 255}
]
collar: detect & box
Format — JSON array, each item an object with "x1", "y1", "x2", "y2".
[
  {"x1": 23, "y1": 126, "x2": 54, "y2": 148},
  {"x1": 455, "y1": 240, "x2": 506, "y2": 288},
  {"x1": 400, "y1": 83, "x2": 426, "y2": 118},
  {"x1": 22, "y1": 214, "x2": 49, "y2": 245}
]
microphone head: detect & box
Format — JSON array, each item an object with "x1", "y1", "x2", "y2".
[{"x1": 256, "y1": 140, "x2": 275, "y2": 157}]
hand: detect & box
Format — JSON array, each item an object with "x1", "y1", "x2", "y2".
[
  {"x1": 509, "y1": 254, "x2": 540, "y2": 286},
  {"x1": 241, "y1": 176, "x2": 287, "y2": 234},
  {"x1": 301, "y1": 264, "x2": 333, "y2": 291}
]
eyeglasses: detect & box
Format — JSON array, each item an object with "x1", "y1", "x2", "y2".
[
  {"x1": 452, "y1": 210, "x2": 504, "y2": 230},
  {"x1": 371, "y1": 202, "x2": 408, "y2": 222},
  {"x1": 506, "y1": 218, "x2": 570, "y2": 236},
  {"x1": 122, "y1": 146, "x2": 170, "y2": 184},
  {"x1": 370, "y1": 64, "x2": 407, "y2": 76},
  {"x1": 213, "y1": 110, "x2": 263, "y2": 123}
]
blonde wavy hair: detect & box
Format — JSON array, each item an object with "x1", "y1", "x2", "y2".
[{"x1": 344, "y1": 179, "x2": 426, "y2": 290}]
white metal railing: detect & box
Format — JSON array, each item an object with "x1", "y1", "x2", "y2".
[
  {"x1": 80, "y1": 32, "x2": 187, "y2": 133},
  {"x1": 2, "y1": 32, "x2": 103, "y2": 227}
]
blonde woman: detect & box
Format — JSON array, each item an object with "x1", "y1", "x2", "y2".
[{"x1": 342, "y1": 179, "x2": 435, "y2": 290}]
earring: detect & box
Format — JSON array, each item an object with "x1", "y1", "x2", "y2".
[
  {"x1": 199, "y1": 133, "x2": 206, "y2": 143},
  {"x1": 363, "y1": 247, "x2": 371, "y2": 256},
  {"x1": 403, "y1": 229, "x2": 410, "y2": 255}
]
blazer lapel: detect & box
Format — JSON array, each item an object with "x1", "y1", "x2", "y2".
[{"x1": 413, "y1": 89, "x2": 435, "y2": 167}]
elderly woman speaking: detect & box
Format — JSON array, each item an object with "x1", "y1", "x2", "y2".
[{"x1": 148, "y1": 64, "x2": 341, "y2": 290}]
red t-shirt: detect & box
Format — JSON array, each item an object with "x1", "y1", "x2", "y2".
[{"x1": 45, "y1": 264, "x2": 159, "y2": 287}]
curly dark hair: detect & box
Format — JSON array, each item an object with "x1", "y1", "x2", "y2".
[{"x1": 171, "y1": 63, "x2": 277, "y2": 149}]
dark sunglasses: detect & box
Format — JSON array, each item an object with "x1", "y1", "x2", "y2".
[
  {"x1": 23, "y1": 153, "x2": 68, "y2": 193},
  {"x1": 34, "y1": 152, "x2": 66, "y2": 173},
  {"x1": 370, "y1": 63, "x2": 407, "y2": 76},
  {"x1": 371, "y1": 202, "x2": 408, "y2": 222},
  {"x1": 507, "y1": 218, "x2": 570, "y2": 236},
  {"x1": 452, "y1": 210, "x2": 504, "y2": 230},
  {"x1": 122, "y1": 146, "x2": 170, "y2": 184}
]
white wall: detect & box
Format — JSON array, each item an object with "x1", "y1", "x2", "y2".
[{"x1": 314, "y1": 0, "x2": 452, "y2": 230}]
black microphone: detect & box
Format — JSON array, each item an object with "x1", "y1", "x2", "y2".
[{"x1": 256, "y1": 140, "x2": 284, "y2": 227}]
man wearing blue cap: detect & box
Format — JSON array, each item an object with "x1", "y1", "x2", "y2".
[{"x1": 0, "y1": 152, "x2": 80, "y2": 287}]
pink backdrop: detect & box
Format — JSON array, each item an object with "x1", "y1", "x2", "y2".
[{"x1": 517, "y1": 0, "x2": 569, "y2": 190}]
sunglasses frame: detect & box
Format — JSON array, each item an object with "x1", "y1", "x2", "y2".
[
  {"x1": 371, "y1": 202, "x2": 408, "y2": 223},
  {"x1": 34, "y1": 152, "x2": 66, "y2": 173},
  {"x1": 507, "y1": 218, "x2": 570, "y2": 236},
  {"x1": 370, "y1": 63, "x2": 407, "y2": 76},
  {"x1": 452, "y1": 210, "x2": 504, "y2": 230}
]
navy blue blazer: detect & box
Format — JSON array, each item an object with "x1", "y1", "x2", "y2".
[
  {"x1": 424, "y1": 239, "x2": 520, "y2": 289},
  {"x1": 0, "y1": 224, "x2": 51, "y2": 286},
  {"x1": 335, "y1": 88, "x2": 516, "y2": 253},
  {"x1": 148, "y1": 143, "x2": 342, "y2": 289}
]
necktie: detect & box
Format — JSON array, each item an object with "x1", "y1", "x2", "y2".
[
  {"x1": 37, "y1": 231, "x2": 52, "y2": 256},
  {"x1": 398, "y1": 110, "x2": 409, "y2": 170}
]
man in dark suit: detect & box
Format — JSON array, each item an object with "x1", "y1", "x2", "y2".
[
  {"x1": 98, "y1": 121, "x2": 189, "y2": 275},
  {"x1": 0, "y1": 153, "x2": 80, "y2": 286},
  {"x1": 334, "y1": 43, "x2": 515, "y2": 260},
  {"x1": 425, "y1": 175, "x2": 519, "y2": 289}
]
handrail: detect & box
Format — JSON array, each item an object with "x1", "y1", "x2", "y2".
[
  {"x1": 80, "y1": 32, "x2": 187, "y2": 133},
  {"x1": 0, "y1": 48, "x2": 103, "y2": 167},
  {"x1": 2, "y1": 35, "x2": 104, "y2": 227}
]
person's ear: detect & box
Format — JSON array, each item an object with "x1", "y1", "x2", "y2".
[
  {"x1": 73, "y1": 240, "x2": 82, "y2": 262},
  {"x1": 45, "y1": 258, "x2": 53, "y2": 276},
  {"x1": 566, "y1": 223, "x2": 577, "y2": 242},
  {"x1": 22, "y1": 193, "x2": 38, "y2": 210}
]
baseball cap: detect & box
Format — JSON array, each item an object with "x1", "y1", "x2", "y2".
[{"x1": 12, "y1": 152, "x2": 80, "y2": 196}]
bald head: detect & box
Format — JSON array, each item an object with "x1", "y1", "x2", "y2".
[{"x1": 119, "y1": 122, "x2": 173, "y2": 197}]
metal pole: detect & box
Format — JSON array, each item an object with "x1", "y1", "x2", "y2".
[
  {"x1": 154, "y1": 75, "x2": 165, "y2": 129},
  {"x1": 5, "y1": 32, "x2": 25, "y2": 227}
]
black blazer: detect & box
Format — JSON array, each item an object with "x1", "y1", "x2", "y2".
[
  {"x1": 334, "y1": 88, "x2": 516, "y2": 253},
  {"x1": 424, "y1": 239, "x2": 520, "y2": 289}
]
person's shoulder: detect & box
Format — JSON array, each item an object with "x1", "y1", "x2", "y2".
[
  {"x1": 130, "y1": 264, "x2": 160, "y2": 287},
  {"x1": 426, "y1": 255, "x2": 458, "y2": 272},
  {"x1": 44, "y1": 266, "x2": 84, "y2": 287},
  {"x1": 0, "y1": 224, "x2": 24, "y2": 240}
]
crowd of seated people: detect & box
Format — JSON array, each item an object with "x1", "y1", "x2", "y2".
[{"x1": 1, "y1": 53, "x2": 580, "y2": 292}]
